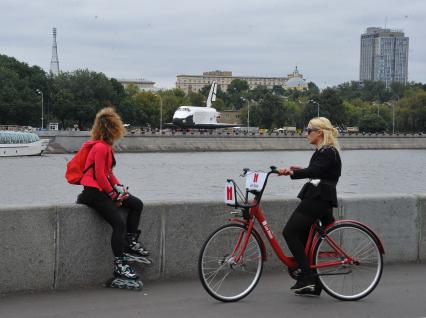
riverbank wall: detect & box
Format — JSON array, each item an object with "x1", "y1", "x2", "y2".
[
  {"x1": 36, "y1": 131, "x2": 426, "y2": 153},
  {"x1": 0, "y1": 194, "x2": 425, "y2": 294}
]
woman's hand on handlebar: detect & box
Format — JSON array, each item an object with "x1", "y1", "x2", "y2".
[{"x1": 278, "y1": 168, "x2": 293, "y2": 176}]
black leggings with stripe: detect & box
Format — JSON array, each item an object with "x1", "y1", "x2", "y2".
[
  {"x1": 77, "y1": 187, "x2": 143, "y2": 257},
  {"x1": 283, "y1": 198, "x2": 334, "y2": 277}
]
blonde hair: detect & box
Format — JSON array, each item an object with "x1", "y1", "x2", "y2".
[
  {"x1": 309, "y1": 117, "x2": 340, "y2": 150},
  {"x1": 90, "y1": 107, "x2": 125, "y2": 145}
]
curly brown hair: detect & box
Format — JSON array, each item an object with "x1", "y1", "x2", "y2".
[{"x1": 90, "y1": 107, "x2": 126, "y2": 144}]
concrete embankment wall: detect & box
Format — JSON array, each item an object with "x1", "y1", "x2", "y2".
[
  {"x1": 0, "y1": 194, "x2": 425, "y2": 295},
  {"x1": 37, "y1": 131, "x2": 426, "y2": 153}
]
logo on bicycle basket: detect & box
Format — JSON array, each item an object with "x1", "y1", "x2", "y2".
[
  {"x1": 246, "y1": 172, "x2": 267, "y2": 191},
  {"x1": 224, "y1": 181, "x2": 235, "y2": 204}
]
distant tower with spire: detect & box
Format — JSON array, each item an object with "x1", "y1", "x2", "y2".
[{"x1": 50, "y1": 27, "x2": 60, "y2": 76}]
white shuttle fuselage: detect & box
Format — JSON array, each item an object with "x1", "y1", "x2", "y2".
[
  {"x1": 172, "y1": 82, "x2": 239, "y2": 129},
  {"x1": 172, "y1": 106, "x2": 220, "y2": 128}
]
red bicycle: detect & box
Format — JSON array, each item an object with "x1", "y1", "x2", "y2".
[{"x1": 198, "y1": 166, "x2": 384, "y2": 302}]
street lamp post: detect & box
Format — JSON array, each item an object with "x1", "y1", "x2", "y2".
[
  {"x1": 154, "y1": 93, "x2": 163, "y2": 134},
  {"x1": 241, "y1": 97, "x2": 250, "y2": 133},
  {"x1": 392, "y1": 103, "x2": 395, "y2": 134},
  {"x1": 36, "y1": 89, "x2": 44, "y2": 129},
  {"x1": 160, "y1": 96, "x2": 163, "y2": 134},
  {"x1": 385, "y1": 102, "x2": 395, "y2": 134},
  {"x1": 309, "y1": 99, "x2": 319, "y2": 117},
  {"x1": 247, "y1": 100, "x2": 250, "y2": 133}
]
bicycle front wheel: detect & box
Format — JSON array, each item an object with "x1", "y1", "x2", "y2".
[
  {"x1": 313, "y1": 223, "x2": 383, "y2": 301},
  {"x1": 198, "y1": 223, "x2": 263, "y2": 302}
]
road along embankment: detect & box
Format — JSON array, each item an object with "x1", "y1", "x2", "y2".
[
  {"x1": 0, "y1": 193, "x2": 425, "y2": 294},
  {"x1": 36, "y1": 131, "x2": 426, "y2": 153}
]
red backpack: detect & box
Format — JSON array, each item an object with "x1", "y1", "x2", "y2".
[{"x1": 65, "y1": 142, "x2": 97, "y2": 185}]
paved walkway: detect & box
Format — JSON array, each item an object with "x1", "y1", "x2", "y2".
[{"x1": 0, "y1": 263, "x2": 425, "y2": 318}]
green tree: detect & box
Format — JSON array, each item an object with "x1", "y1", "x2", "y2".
[
  {"x1": 252, "y1": 93, "x2": 284, "y2": 129},
  {"x1": 227, "y1": 79, "x2": 249, "y2": 95},
  {"x1": 0, "y1": 54, "x2": 49, "y2": 126},
  {"x1": 226, "y1": 79, "x2": 249, "y2": 109},
  {"x1": 272, "y1": 85, "x2": 285, "y2": 96},
  {"x1": 199, "y1": 84, "x2": 212, "y2": 97},
  {"x1": 50, "y1": 69, "x2": 122, "y2": 129},
  {"x1": 248, "y1": 85, "x2": 269, "y2": 102},
  {"x1": 212, "y1": 98, "x2": 225, "y2": 111},
  {"x1": 396, "y1": 89, "x2": 426, "y2": 132},
  {"x1": 282, "y1": 100, "x2": 303, "y2": 127},
  {"x1": 359, "y1": 114, "x2": 387, "y2": 132},
  {"x1": 318, "y1": 88, "x2": 346, "y2": 126},
  {"x1": 185, "y1": 91, "x2": 205, "y2": 106},
  {"x1": 307, "y1": 81, "x2": 320, "y2": 96}
]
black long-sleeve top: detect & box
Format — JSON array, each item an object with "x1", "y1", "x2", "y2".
[{"x1": 290, "y1": 145, "x2": 341, "y2": 207}]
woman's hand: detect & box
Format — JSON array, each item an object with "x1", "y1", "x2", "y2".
[
  {"x1": 278, "y1": 168, "x2": 293, "y2": 176},
  {"x1": 110, "y1": 185, "x2": 130, "y2": 206},
  {"x1": 290, "y1": 166, "x2": 301, "y2": 171}
]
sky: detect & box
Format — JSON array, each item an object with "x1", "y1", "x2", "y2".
[{"x1": 1, "y1": 0, "x2": 424, "y2": 89}]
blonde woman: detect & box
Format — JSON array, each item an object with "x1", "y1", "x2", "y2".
[
  {"x1": 278, "y1": 117, "x2": 341, "y2": 296},
  {"x1": 76, "y1": 107, "x2": 151, "y2": 290}
]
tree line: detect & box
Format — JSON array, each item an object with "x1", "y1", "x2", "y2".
[{"x1": 1, "y1": 53, "x2": 425, "y2": 132}]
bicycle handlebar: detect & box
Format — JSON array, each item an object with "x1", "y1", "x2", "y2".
[
  {"x1": 227, "y1": 165, "x2": 281, "y2": 209},
  {"x1": 269, "y1": 166, "x2": 279, "y2": 174},
  {"x1": 242, "y1": 166, "x2": 279, "y2": 176}
]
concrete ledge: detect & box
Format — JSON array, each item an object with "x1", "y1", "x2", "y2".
[
  {"x1": 339, "y1": 194, "x2": 419, "y2": 262},
  {"x1": 0, "y1": 206, "x2": 56, "y2": 293},
  {"x1": 417, "y1": 194, "x2": 426, "y2": 260},
  {"x1": 1, "y1": 194, "x2": 425, "y2": 294},
  {"x1": 37, "y1": 133, "x2": 426, "y2": 154}
]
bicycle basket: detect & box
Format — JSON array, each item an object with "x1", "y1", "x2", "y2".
[
  {"x1": 224, "y1": 170, "x2": 268, "y2": 207},
  {"x1": 245, "y1": 171, "x2": 268, "y2": 192},
  {"x1": 224, "y1": 180, "x2": 241, "y2": 207}
]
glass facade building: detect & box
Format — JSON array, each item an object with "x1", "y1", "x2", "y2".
[{"x1": 359, "y1": 27, "x2": 409, "y2": 87}]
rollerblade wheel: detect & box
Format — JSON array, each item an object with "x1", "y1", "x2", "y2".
[{"x1": 108, "y1": 277, "x2": 143, "y2": 291}]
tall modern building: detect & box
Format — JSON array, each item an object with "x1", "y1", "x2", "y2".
[{"x1": 359, "y1": 27, "x2": 409, "y2": 87}]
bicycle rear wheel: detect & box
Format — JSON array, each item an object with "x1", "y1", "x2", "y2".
[
  {"x1": 198, "y1": 223, "x2": 263, "y2": 302},
  {"x1": 313, "y1": 223, "x2": 383, "y2": 301}
]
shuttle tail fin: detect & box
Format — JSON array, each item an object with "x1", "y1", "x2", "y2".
[{"x1": 206, "y1": 82, "x2": 217, "y2": 108}]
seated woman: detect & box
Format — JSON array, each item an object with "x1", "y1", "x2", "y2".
[
  {"x1": 76, "y1": 107, "x2": 151, "y2": 289},
  {"x1": 278, "y1": 117, "x2": 341, "y2": 296}
]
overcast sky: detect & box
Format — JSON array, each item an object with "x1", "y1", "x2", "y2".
[{"x1": 1, "y1": 0, "x2": 424, "y2": 88}]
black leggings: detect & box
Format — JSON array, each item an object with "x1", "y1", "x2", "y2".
[
  {"x1": 77, "y1": 187, "x2": 143, "y2": 257},
  {"x1": 283, "y1": 198, "x2": 334, "y2": 277}
]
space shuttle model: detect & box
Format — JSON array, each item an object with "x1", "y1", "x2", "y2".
[{"x1": 172, "y1": 82, "x2": 239, "y2": 129}]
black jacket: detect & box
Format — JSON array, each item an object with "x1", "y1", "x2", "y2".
[{"x1": 290, "y1": 146, "x2": 341, "y2": 207}]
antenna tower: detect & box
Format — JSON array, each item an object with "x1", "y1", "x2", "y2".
[{"x1": 50, "y1": 27, "x2": 60, "y2": 76}]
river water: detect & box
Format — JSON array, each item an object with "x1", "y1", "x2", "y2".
[{"x1": 0, "y1": 149, "x2": 425, "y2": 206}]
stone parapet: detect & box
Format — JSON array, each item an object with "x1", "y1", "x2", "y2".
[{"x1": 0, "y1": 194, "x2": 425, "y2": 294}]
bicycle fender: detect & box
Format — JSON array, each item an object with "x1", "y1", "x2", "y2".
[
  {"x1": 228, "y1": 219, "x2": 268, "y2": 261},
  {"x1": 334, "y1": 220, "x2": 385, "y2": 254}
]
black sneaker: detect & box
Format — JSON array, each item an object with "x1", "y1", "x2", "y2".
[
  {"x1": 295, "y1": 287, "x2": 322, "y2": 297},
  {"x1": 290, "y1": 275, "x2": 315, "y2": 292},
  {"x1": 290, "y1": 279, "x2": 301, "y2": 290}
]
